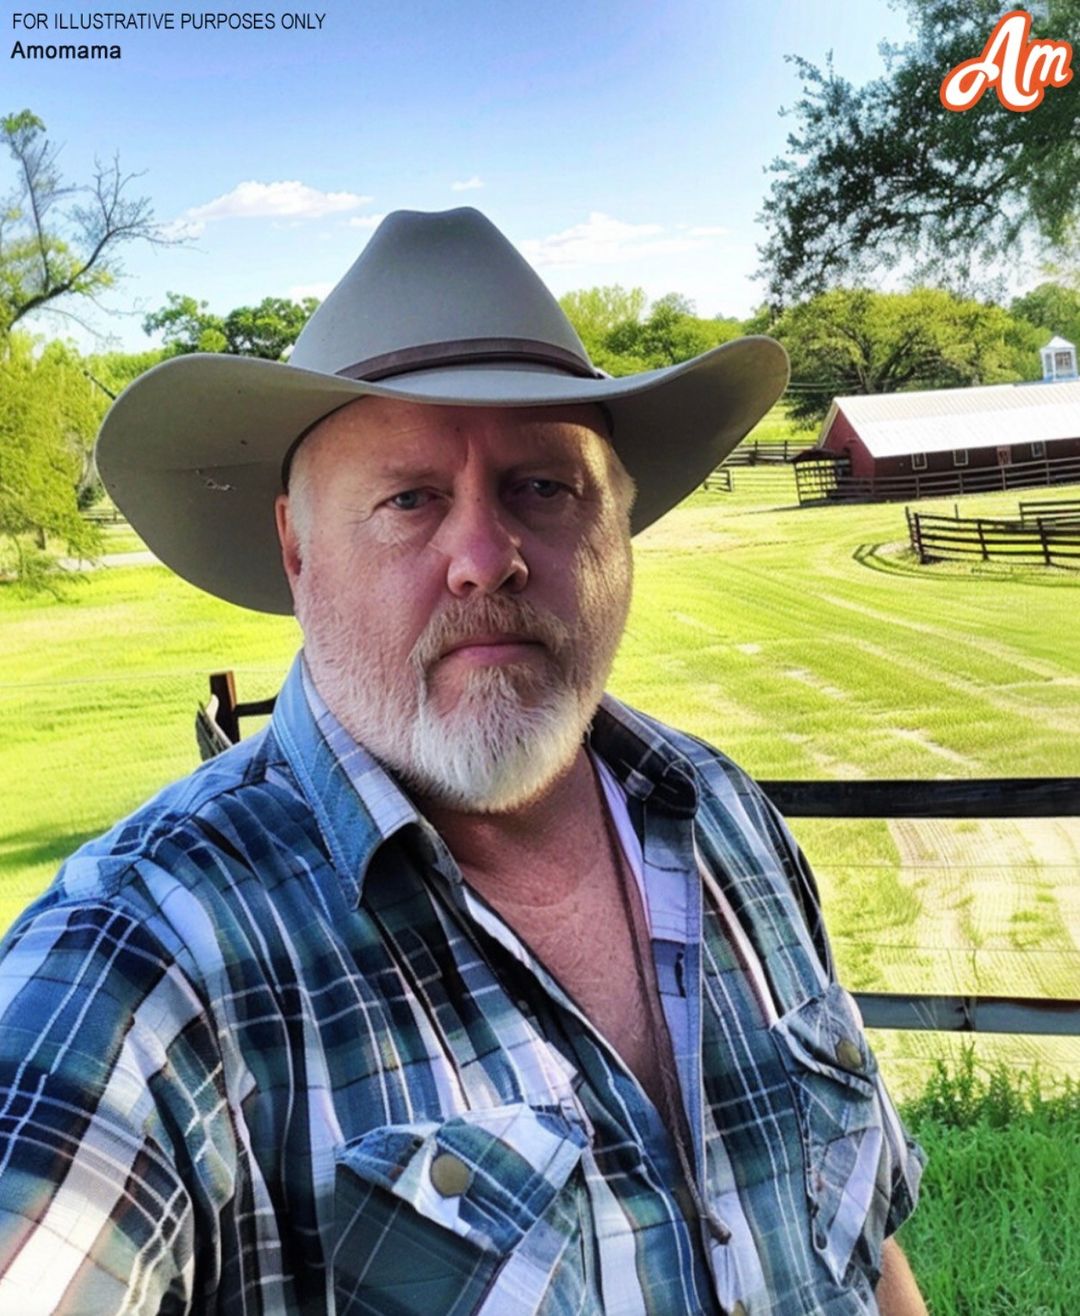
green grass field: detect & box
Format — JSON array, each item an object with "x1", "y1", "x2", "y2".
[{"x1": 3, "y1": 459, "x2": 1079, "y2": 1310}]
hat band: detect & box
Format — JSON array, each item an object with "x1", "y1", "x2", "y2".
[{"x1": 335, "y1": 336, "x2": 600, "y2": 383}]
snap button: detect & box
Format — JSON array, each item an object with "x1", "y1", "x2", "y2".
[
  {"x1": 429, "y1": 1152, "x2": 472, "y2": 1198},
  {"x1": 835, "y1": 1037, "x2": 864, "y2": 1071}
]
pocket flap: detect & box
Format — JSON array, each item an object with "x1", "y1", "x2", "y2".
[
  {"x1": 773, "y1": 982, "x2": 877, "y2": 1094},
  {"x1": 335, "y1": 1102, "x2": 588, "y2": 1257}
]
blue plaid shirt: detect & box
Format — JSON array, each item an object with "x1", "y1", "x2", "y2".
[{"x1": 0, "y1": 656, "x2": 922, "y2": 1314}]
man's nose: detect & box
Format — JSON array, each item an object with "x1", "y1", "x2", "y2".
[{"x1": 435, "y1": 495, "x2": 529, "y2": 596}]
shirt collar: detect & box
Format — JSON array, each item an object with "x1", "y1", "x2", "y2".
[
  {"x1": 271, "y1": 654, "x2": 438, "y2": 906},
  {"x1": 271, "y1": 654, "x2": 700, "y2": 905},
  {"x1": 589, "y1": 694, "x2": 700, "y2": 817}
]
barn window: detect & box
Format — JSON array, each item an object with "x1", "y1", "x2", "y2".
[
  {"x1": 1032, "y1": 440, "x2": 1046, "y2": 458},
  {"x1": 912, "y1": 452, "x2": 928, "y2": 471},
  {"x1": 953, "y1": 449, "x2": 969, "y2": 467}
]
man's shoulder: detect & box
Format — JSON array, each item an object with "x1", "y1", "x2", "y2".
[{"x1": 46, "y1": 726, "x2": 309, "y2": 908}]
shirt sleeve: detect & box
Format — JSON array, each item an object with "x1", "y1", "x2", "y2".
[{"x1": 0, "y1": 895, "x2": 233, "y2": 1314}]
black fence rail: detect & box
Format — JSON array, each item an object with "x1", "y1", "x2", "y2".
[
  {"x1": 701, "y1": 468, "x2": 733, "y2": 493},
  {"x1": 82, "y1": 506, "x2": 125, "y2": 525},
  {"x1": 722, "y1": 439, "x2": 801, "y2": 466},
  {"x1": 197, "y1": 674, "x2": 1080, "y2": 1038},
  {"x1": 906, "y1": 507, "x2": 1080, "y2": 566},
  {"x1": 757, "y1": 774, "x2": 1080, "y2": 1036},
  {"x1": 1017, "y1": 496, "x2": 1080, "y2": 524},
  {"x1": 796, "y1": 452, "x2": 1080, "y2": 505}
]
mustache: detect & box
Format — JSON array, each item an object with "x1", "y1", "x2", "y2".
[{"x1": 409, "y1": 596, "x2": 573, "y2": 672}]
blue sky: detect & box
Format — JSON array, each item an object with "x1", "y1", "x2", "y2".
[{"x1": 4, "y1": 0, "x2": 1010, "y2": 351}]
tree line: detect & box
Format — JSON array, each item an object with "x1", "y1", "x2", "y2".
[{"x1": 6, "y1": 271, "x2": 1073, "y2": 585}]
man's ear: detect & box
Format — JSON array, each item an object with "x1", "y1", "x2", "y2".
[{"x1": 275, "y1": 493, "x2": 303, "y2": 587}]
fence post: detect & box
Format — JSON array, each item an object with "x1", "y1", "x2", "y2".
[
  {"x1": 209, "y1": 671, "x2": 241, "y2": 744},
  {"x1": 1039, "y1": 519, "x2": 1052, "y2": 566},
  {"x1": 908, "y1": 508, "x2": 925, "y2": 563},
  {"x1": 977, "y1": 519, "x2": 989, "y2": 561}
]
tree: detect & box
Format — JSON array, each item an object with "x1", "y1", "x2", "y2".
[
  {"x1": 0, "y1": 335, "x2": 106, "y2": 586},
  {"x1": 142, "y1": 293, "x2": 227, "y2": 354},
  {"x1": 560, "y1": 286, "x2": 743, "y2": 375},
  {"x1": 84, "y1": 346, "x2": 170, "y2": 400},
  {"x1": 1010, "y1": 282, "x2": 1080, "y2": 348},
  {"x1": 605, "y1": 295, "x2": 742, "y2": 370},
  {"x1": 758, "y1": 0, "x2": 1080, "y2": 305},
  {"x1": 143, "y1": 292, "x2": 319, "y2": 359},
  {"x1": 770, "y1": 287, "x2": 1043, "y2": 424},
  {"x1": 559, "y1": 285, "x2": 648, "y2": 356},
  {"x1": 0, "y1": 110, "x2": 163, "y2": 336}
]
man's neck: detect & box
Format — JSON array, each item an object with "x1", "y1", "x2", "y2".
[{"x1": 417, "y1": 747, "x2": 603, "y2": 903}]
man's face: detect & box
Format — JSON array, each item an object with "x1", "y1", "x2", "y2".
[{"x1": 275, "y1": 396, "x2": 634, "y2": 812}]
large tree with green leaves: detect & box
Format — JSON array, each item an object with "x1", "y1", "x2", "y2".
[
  {"x1": 0, "y1": 335, "x2": 107, "y2": 586},
  {"x1": 558, "y1": 286, "x2": 648, "y2": 358},
  {"x1": 143, "y1": 292, "x2": 319, "y2": 360},
  {"x1": 0, "y1": 110, "x2": 162, "y2": 336},
  {"x1": 560, "y1": 286, "x2": 742, "y2": 375},
  {"x1": 1010, "y1": 282, "x2": 1080, "y2": 348},
  {"x1": 770, "y1": 287, "x2": 1043, "y2": 424},
  {"x1": 758, "y1": 0, "x2": 1080, "y2": 305}
]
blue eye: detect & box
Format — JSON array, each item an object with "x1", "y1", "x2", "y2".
[{"x1": 387, "y1": 489, "x2": 432, "y2": 510}]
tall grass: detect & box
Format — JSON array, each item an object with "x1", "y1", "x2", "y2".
[{"x1": 899, "y1": 1050, "x2": 1080, "y2": 1314}]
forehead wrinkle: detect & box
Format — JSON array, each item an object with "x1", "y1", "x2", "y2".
[{"x1": 294, "y1": 402, "x2": 616, "y2": 502}]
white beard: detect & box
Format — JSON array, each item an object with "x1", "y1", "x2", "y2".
[
  {"x1": 298, "y1": 578, "x2": 629, "y2": 813},
  {"x1": 407, "y1": 656, "x2": 595, "y2": 812}
]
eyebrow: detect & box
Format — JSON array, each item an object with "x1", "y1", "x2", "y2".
[{"x1": 370, "y1": 463, "x2": 446, "y2": 486}]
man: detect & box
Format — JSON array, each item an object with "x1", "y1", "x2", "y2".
[{"x1": 0, "y1": 209, "x2": 925, "y2": 1314}]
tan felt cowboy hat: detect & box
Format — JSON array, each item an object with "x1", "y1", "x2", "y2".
[{"x1": 96, "y1": 207, "x2": 789, "y2": 614}]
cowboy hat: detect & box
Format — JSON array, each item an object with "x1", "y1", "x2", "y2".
[{"x1": 96, "y1": 207, "x2": 789, "y2": 613}]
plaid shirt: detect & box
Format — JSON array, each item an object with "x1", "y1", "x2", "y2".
[{"x1": 0, "y1": 657, "x2": 922, "y2": 1315}]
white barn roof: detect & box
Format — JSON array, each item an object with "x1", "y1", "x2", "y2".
[{"x1": 821, "y1": 379, "x2": 1080, "y2": 458}]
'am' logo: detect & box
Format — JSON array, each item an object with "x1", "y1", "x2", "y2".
[{"x1": 940, "y1": 8, "x2": 1073, "y2": 111}]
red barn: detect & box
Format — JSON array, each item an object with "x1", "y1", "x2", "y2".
[{"x1": 795, "y1": 347, "x2": 1080, "y2": 502}]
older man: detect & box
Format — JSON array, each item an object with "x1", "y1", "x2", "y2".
[{"x1": 0, "y1": 210, "x2": 924, "y2": 1314}]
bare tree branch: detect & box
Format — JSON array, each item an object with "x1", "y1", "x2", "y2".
[{"x1": 1, "y1": 110, "x2": 174, "y2": 335}]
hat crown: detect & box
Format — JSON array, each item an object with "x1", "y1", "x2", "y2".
[{"x1": 290, "y1": 208, "x2": 594, "y2": 380}]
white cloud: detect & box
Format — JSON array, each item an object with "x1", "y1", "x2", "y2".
[
  {"x1": 289, "y1": 281, "x2": 335, "y2": 302},
  {"x1": 688, "y1": 225, "x2": 728, "y2": 238},
  {"x1": 519, "y1": 212, "x2": 716, "y2": 267},
  {"x1": 185, "y1": 180, "x2": 373, "y2": 222},
  {"x1": 345, "y1": 212, "x2": 388, "y2": 230},
  {"x1": 451, "y1": 175, "x2": 484, "y2": 192}
]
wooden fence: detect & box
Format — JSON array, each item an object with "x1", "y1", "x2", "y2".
[
  {"x1": 906, "y1": 506, "x2": 1080, "y2": 566},
  {"x1": 722, "y1": 439, "x2": 801, "y2": 466},
  {"x1": 796, "y1": 452, "x2": 1080, "y2": 505},
  {"x1": 701, "y1": 468, "x2": 733, "y2": 493},
  {"x1": 198, "y1": 673, "x2": 1080, "y2": 1038},
  {"x1": 82, "y1": 506, "x2": 125, "y2": 525},
  {"x1": 1017, "y1": 496, "x2": 1080, "y2": 525},
  {"x1": 758, "y1": 775, "x2": 1080, "y2": 1035}
]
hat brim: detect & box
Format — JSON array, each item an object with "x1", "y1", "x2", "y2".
[{"x1": 95, "y1": 336, "x2": 789, "y2": 614}]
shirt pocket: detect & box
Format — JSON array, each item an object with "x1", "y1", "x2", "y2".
[
  {"x1": 331, "y1": 1102, "x2": 589, "y2": 1315},
  {"x1": 771, "y1": 982, "x2": 892, "y2": 1290}
]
